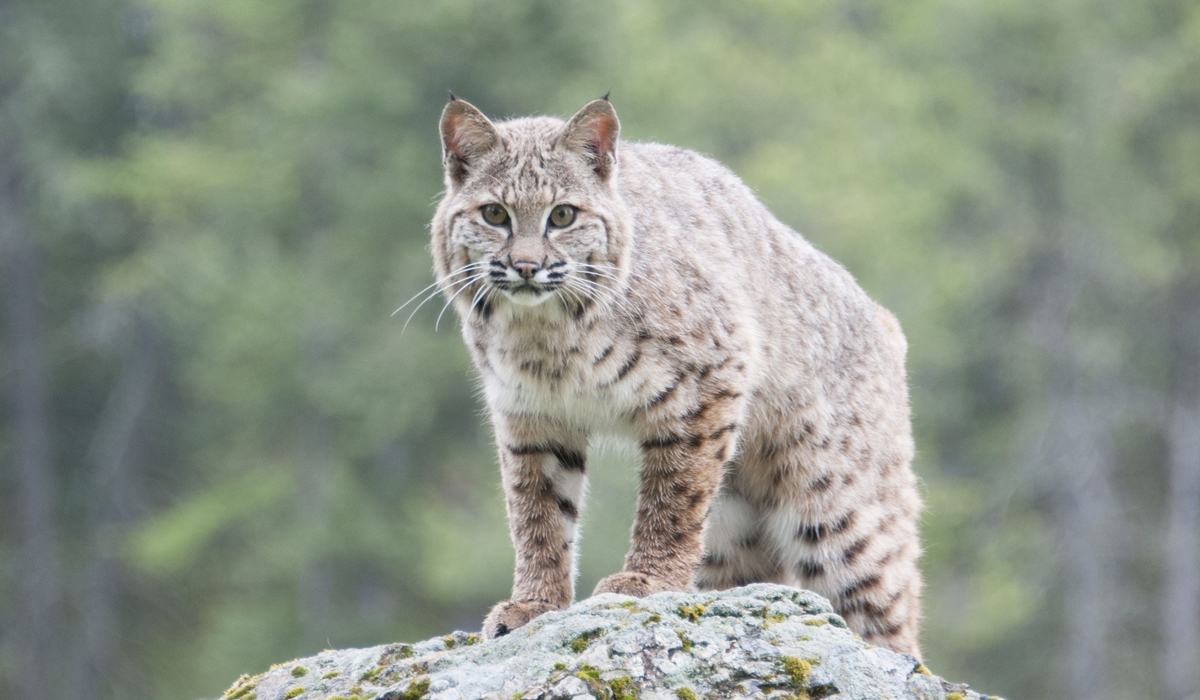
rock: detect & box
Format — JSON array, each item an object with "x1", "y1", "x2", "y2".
[{"x1": 217, "y1": 584, "x2": 1002, "y2": 700}]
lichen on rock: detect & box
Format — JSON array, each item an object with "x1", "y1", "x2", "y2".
[{"x1": 217, "y1": 584, "x2": 1001, "y2": 700}]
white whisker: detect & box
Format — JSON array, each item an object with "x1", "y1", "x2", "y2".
[
  {"x1": 402, "y1": 272, "x2": 488, "y2": 334},
  {"x1": 436, "y1": 275, "x2": 491, "y2": 331},
  {"x1": 392, "y1": 262, "x2": 488, "y2": 316},
  {"x1": 559, "y1": 284, "x2": 587, "y2": 315},
  {"x1": 466, "y1": 282, "x2": 493, "y2": 319},
  {"x1": 574, "y1": 263, "x2": 623, "y2": 283},
  {"x1": 563, "y1": 276, "x2": 638, "y2": 324}
]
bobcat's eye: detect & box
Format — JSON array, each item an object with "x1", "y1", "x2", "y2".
[
  {"x1": 481, "y1": 203, "x2": 509, "y2": 226},
  {"x1": 549, "y1": 204, "x2": 577, "y2": 228}
]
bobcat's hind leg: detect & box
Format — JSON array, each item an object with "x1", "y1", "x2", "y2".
[
  {"x1": 695, "y1": 487, "x2": 785, "y2": 589},
  {"x1": 764, "y1": 494, "x2": 924, "y2": 658}
]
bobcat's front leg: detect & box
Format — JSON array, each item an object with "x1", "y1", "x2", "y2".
[
  {"x1": 595, "y1": 382, "x2": 744, "y2": 596},
  {"x1": 483, "y1": 413, "x2": 588, "y2": 638}
]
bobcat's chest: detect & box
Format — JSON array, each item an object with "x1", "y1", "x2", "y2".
[{"x1": 477, "y1": 327, "x2": 639, "y2": 433}]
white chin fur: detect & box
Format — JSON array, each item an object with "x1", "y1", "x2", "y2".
[{"x1": 503, "y1": 289, "x2": 553, "y2": 306}]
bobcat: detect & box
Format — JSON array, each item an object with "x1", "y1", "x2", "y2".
[{"x1": 429, "y1": 96, "x2": 924, "y2": 657}]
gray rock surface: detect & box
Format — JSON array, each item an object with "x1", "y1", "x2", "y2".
[{"x1": 218, "y1": 584, "x2": 1001, "y2": 700}]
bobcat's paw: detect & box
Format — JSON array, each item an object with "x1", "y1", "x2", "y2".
[
  {"x1": 592, "y1": 571, "x2": 679, "y2": 597},
  {"x1": 482, "y1": 599, "x2": 559, "y2": 639}
]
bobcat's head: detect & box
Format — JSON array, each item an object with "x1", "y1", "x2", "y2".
[{"x1": 430, "y1": 96, "x2": 631, "y2": 316}]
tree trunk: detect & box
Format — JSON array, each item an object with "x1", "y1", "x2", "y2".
[
  {"x1": 1, "y1": 134, "x2": 63, "y2": 700},
  {"x1": 298, "y1": 400, "x2": 335, "y2": 648},
  {"x1": 1024, "y1": 135, "x2": 1116, "y2": 700},
  {"x1": 77, "y1": 314, "x2": 160, "y2": 700},
  {"x1": 1163, "y1": 284, "x2": 1200, "y2": 700},
  {"x1": 1050, "y1": 396, "x2": 1116, "y2": 700}
]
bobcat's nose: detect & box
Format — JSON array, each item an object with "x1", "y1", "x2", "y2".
[{"x1": 512, "y1": 260, "x2": 541, "y2": 279}]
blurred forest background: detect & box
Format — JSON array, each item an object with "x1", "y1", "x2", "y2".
[{"x1": 2, "y1": 0, "x2": 1198, "y2": 699}]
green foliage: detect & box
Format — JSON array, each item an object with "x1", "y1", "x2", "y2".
[
  {"x1": 569, "y1": 629, "x2": 604, "y2": 653},
  {"x1": 223, "y1": 674, "x2": 262, "y2": 699},
  {"x1": 781, "y1": 657, "x2": 816, "y2": 686},
  {"x1": 2, "y1": 2, "x2": 1198, "y2": 700},
  {"x1": 676, "y1": 603, "x2": 707, "y2": 622},
  {"x1": 573, "y1": 663, "x2": 636, "y2": 699},
  {"x1": 358, "y1": 666, "x2": 383, "y2": 683},
  {"x1": 393, "y1": 679, "x2": 431, "y2": 700},
  {"x1": 608, "y1": 675, "x2": 638, "y2": 700}
]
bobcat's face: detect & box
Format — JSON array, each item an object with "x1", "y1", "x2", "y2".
[
  {"x1": 446, "y1": 179, "x2": 613, "y2": 308},
  {"x1": 433, "y1": 98, "x2": 628, "y2": 313}
]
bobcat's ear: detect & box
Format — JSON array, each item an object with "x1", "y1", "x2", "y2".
[
  {"x1": 558, "y1": 98, "x2": 620, "y2": 180},
  {"x1": 440, "y1": 96, "x2": 500, "y2": 186}
]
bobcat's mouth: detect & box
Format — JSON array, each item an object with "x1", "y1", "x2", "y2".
[
  {"x1": 486, "y1": 259, "x2": 567, "y2": 307},
  {"x1": 495, "y1": 278, "x2": 557, "y2": 293},
  {"x1": 496, "y1": 279, "x2": 558, "y2": 306}
]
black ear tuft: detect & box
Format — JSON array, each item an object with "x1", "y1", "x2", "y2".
[
  {"x1": 601, "y1": 91, "x2": 611, "y2": 102},
  {"x1": 448, "y1": 90, "x2": 458, "y2": 102}
]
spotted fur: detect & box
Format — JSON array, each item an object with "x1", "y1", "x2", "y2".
[{"x1": 430, "y1": 97, "x2": 924, "y2": 657}]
